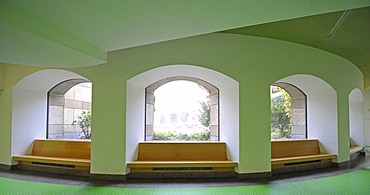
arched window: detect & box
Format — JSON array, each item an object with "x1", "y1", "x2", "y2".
[
  {"x1": 47, "y1": 79, "x2": 92, "y2": 139},
  {"x1": 145, "y1": 76, "x2": 219, "y2": 141},
  {"x1": 271, "y1": 82, "x2": 307, "y2": 140}
]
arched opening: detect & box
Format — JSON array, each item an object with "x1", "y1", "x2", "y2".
[
  {"x1": 145, "y1": 77, "x2": 219, "y2": 141},
  {"x1": 274, "y1": 74, "x2": 338, "y2": 155},
  {"x1": 349, "y1": 88, "x2": 364, "y2": 147},
  {"x1": 126, "y1": 65, "x2": 239, "y2": 166},
  {"x1": 11, "y1": 70, "x2": 89, "y2": 158},
  {"x1": 47, "y1": 79, "x2": 92, "y2": 139},
  {"x1": 270, "y1": 82, "x2": 307, "y2": 140}
]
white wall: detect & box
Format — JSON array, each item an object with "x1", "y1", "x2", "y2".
[
  {"x1": 126, "y1": 65, "x2": 239, "y2": 165},
  {"x1": 349, "y1": 88, "x2": 364, "y2": 146},
  {"x1": 11, "y1": 69, "x2": 87, "y2": 164},
  {"x1": 125, "y1": 81, "x2": 146, "y2": 162},
  {"x1": 278, "y1": 74, "x2": 338, "y2": 154},
  {"x1": 12, "y1": 89, "x2": 46, "y2": 156}
]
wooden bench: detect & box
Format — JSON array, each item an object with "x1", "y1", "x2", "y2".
[
  {"x1": 350, "y1": 145, "x2": 364, "y2": 154},
  {"x1": 127, "y1": 142, "x2": 237, "y2": 172},
  {"x1": 350, "y1": 144, "x2": 364, "y2": 162},
  {"x1": 13, "y1": 139, "x2": 91, "y2": 171},
  {"x1": 271, "y1": 139, "x2": 336, "y2": 171}
]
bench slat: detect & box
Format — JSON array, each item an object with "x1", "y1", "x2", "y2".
[
  {"x1": 32, "y1": 139, "x2": 90, "y2": 159},
  {"x1": 271, "y1": 139, "x2": 321, "y2": 158},
  {"x1": 137, "y1": 142, "x2": 228, "y2": 161}
]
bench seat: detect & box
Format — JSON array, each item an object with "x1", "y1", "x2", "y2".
[
  {"x1": 127, "y1": 142, "x2": 237, "y2": 172},
  {"x1": 13, "y1": 139, "x2": 91, "y2": 171},
  {"x1": 13, "y1": 155, "x2": 90, "y2": 167}
]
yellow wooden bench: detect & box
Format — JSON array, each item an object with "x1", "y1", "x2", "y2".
[
  {"x1": 350, "y1": 145, "x2": 364, "y2": 154},
  {"x1": 13, "y1": 139, "x2": 91, "y2": 171},
  {"x1": 127, "y1": 142, "x2": 237, "y2": 172},
  {"x1": 271, "y1": 139, "x2": 336, "y2": 170}
]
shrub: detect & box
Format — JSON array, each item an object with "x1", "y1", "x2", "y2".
[
  {"x1": 72, "y1": 111, "x2": 92, "y2": 139},
  {"x1": 153, "y1": 129, "x2": 210, "y2": 141}
]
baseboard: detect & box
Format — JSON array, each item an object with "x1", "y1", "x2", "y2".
[
  {"x1": 333, "y1": 161, "x2": 350, "y2": 169},
  {"x1": 15, "y1": 164, "x2": 90, "y2": 177},
  {"x1": 272, "y1": 161, "x2": 334, "y2": 174},
  {"x1": 90, "y1": 173, "x2": 126, "y2": 180},
  {"x1": 0, "y1": 163, "x2": 13, "y2": 171},
  {"x1": 238, "y1": 171, "x2": 272, "y2": 179},
  {"x1": 128, "y1": 171, "x2": 238, "y2": 179}
]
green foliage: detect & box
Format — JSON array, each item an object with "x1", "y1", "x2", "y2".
[
  {"x1": 153, "y1": 129, "x2": 210, "y2": 141},
  {"x1": 72, "y1": 111, "x2": 92, "y2": 139},
  {"x1": 271, "y1": 87, "x2": 291, "y2": 140},
  {"x1": 198, "y1": 101, "x2": 210, "y2": 128}
]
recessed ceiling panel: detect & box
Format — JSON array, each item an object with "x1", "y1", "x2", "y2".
[{"x1": 0, "y1": 22, "x2": 105, "y2": 67}]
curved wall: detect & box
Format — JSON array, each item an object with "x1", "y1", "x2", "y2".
[
  {"x1": 349, "y1": 88, "x2": 364, "y2": 146},
  {"x1": 0, "y1": 33, "x2": 364, "y2": 174}
]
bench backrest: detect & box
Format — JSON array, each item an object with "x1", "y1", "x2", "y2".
[
  {"x1": 137, "y1": 142, "x2": 228, "y2": 161},
  {"x1": 32, "y1": 139, "x2": 91, "y2": 159},
  {"x1": 271, "y1": 139, "x2": 321, "y2": 158}
]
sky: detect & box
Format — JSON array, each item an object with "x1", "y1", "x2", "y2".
[{"x1": 154, "y1": 80, "x2": 209, "y2": 115}]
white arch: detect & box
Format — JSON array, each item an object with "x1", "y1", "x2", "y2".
[
  {"x1": 12, "y1": 69, "x2": 88, "y2": 160},
  {"x1": 126, "y1": 65, "x2": 239, "y2": 165},
  {"x1": 277, "y1": 74, "x2": 338, "y2": 154},
  {"x1": 349, "y1": 88, "x2": 364, "y2": 146}
]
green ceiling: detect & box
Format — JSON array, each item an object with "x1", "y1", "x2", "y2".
[
  {"x1": 0, "y1": 0, "x2": 369, "y2": 86},
  {"x1": 223, "y1": 6, "x2": 370, "y2": 87}
]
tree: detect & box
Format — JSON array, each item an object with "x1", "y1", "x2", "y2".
[
  {"x1": 198, "y1": 101, "x2": 210, "y2": 128},
  {"x1": 72, "y1": 111, "x2": 92, "y2": 139},
  {"x1": 271, "y1": 87, "x2": 292, "y2": 139}
]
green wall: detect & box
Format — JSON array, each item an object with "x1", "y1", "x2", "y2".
[
  {"x1": 0, "y1": 64, "x2": 43, "y2": 165},
  {"x1": 0, "y1": 88, "x2": 12, "y2": 165},
  {"x1": 0, "y1": 63, "x2": 5, "y2": 89},
  {"x1": 0, "y1": 33, "x2": 363, "y2": 175}
]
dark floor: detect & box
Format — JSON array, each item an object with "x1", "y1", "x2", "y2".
[{"x1": 1, "y1": 154, "x2": 369, "y2": 188}]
